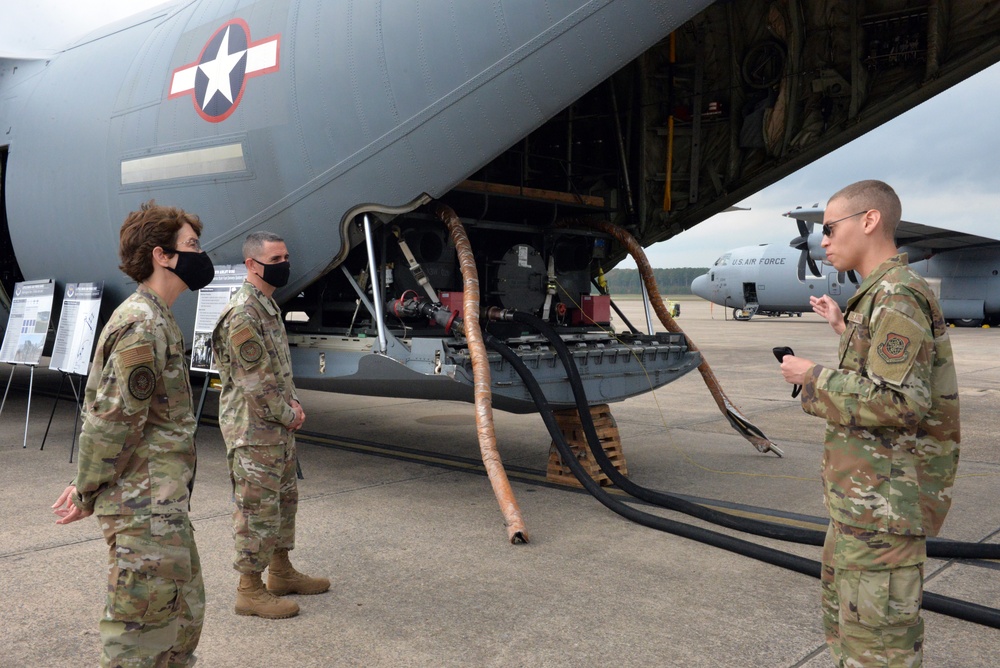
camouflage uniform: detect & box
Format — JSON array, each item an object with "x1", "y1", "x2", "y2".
[
  {"x1": 71, "y1": 286, "x2": 204, "y2": 668},
  {"x1": 212, "y1": 281, "x2": 300, "y2": 574},
  {"x1": 800, "y1": 254, "x2": 960, "y2": 667}
]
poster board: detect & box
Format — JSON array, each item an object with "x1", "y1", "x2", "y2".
[
  {"x1": 190, "y1": 263, "x2": 247, "y2": 373},
  {"x1": 49, "y1": 282, "x2": 103, "y2": 376},
  {"x1": 0, "y1": 279, "x2": 55, "y2": 365}
]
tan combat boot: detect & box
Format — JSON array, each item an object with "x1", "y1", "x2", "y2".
[
  {"x1": 267, "y1": 548, "x2": 331, "y2": 595},
  {"x1": 235, "y1": 572, "x2": 300, "y2": 619}
]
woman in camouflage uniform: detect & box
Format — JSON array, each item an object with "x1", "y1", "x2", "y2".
[{"x1": 52, "y1": 201, "x2": 214, "y2": 667}]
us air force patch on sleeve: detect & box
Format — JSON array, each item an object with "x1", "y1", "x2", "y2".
[
  {"x1": 231, "y1": 325, "x2": 264, "y2": 366},
  {"x1": 877, "y1": 332, "x2": 910, "y2": 363},
  {"x1": 870, "y1": 310, "x2": 923, "y2": 386},
  {"x1": 128, "y1": 366, "x2": 156, "y2": 400},
  {"x1": 112, "y1": 342, "x2": 157, "y2": 414},
  {"x1": 240, "y1": 340, "x2": 263, "y2": 363}
]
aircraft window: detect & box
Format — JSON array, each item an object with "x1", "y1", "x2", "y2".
[{"x1": 714, "y1": 253, "x2": 731, "y2": 267}]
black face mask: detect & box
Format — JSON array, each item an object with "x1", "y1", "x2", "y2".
[
  {"x1": 255, "y1": 260, "x2": 291, "y2": 288},
  {"x1": 166, "y1": 250, "x2": 216, "y2": 291}
]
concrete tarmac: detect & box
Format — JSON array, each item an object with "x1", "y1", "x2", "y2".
[{"x1": 1, "y1": 298, "x2": 998, "y2": 667}]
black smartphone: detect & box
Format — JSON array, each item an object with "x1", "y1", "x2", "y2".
[
  {"x1": 772, "y1": 345, "x2": 794, "y2": 362},
  {"x1": 772, "y1": 346, "x2": 801, "y2": 398}
]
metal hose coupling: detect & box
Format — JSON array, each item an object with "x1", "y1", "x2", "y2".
[
  {"x1": 387, "y1": 296, "x2": 462, "y2": 334},
  {"x1": 484, "y1": 306, "x2": 514, "y2": 322}
]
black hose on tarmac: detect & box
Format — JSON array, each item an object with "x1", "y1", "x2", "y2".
[
  {"x1": 484, "y1": 321, "x2": 1000, "y2": 629},
  {"x1": 507, "y1": 310, "x2": 1000, "y2": 562}
]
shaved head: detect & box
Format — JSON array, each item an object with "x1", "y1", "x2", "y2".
[{"x1": 828, "y1": 180, "x2": 902, "y2": 240}]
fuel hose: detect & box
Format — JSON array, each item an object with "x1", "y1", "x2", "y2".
[
  {"x1": 482, "y1": 330, "x2": 1000, "y2": 629},
  {"x1": 505, "y1": 310, "x2": 1000, "y2": 561}
]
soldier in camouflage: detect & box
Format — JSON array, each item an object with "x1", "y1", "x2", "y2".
[
  {"x1": 211, "y1": 231, "x2": 330, "y2": 620},
  {"x1": 52, "y1": 201, "x2": 215, "y2": 667},
  {"x1": 780, "y1": 181, "x2": 960, "y2": 667}
]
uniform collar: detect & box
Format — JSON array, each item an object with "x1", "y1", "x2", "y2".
[
  {"x1": 846, "y1": 253, "x2": 908, "y2": 311},
  {"x1": 244, "y1": 280, "x2": 280, "y2": 317},
  {"x1": 137, "y1": 283, "x2": 171, "y2": 314}
]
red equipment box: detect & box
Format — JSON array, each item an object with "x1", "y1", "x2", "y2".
[{"x1": 571, "y1": 294, "x2": 610, "y2": 325}]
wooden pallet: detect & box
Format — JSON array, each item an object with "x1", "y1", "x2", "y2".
[{"x1": 546, "y1": 404, "x2": 628, "y2": 487}]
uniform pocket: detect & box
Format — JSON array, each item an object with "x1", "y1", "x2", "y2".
[
  {"x1": 840, "y1": 566, "x2": 922, "y2": 629},
  {"x1": 109, "y1": 534, "x2": 192, "y2": 624}
]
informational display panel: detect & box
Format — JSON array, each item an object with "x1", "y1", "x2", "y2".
[
  {"x1": 191, "y1": 264, "x2": 247, "y2": 373},
  {"x1": 49, "y1": 282, "x2": 104, "y2": 376},
  {"x1": 0, "y1": 279, "x2": 55, "y2": 365}
]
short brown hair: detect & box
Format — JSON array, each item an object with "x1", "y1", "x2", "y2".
[
  {"x1": 828, "y1": 180, "x2": 902, "y2": 240},
  {"x1": 119, "y1": 200, "x2": 203, "y2": 282}
]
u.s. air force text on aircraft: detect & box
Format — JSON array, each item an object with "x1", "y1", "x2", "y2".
[{"x1": 729, "y1": 257, "x2": 788, "y2": 266}]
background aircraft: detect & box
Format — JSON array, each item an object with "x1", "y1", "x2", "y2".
[
  {"x1": 1, "y1": 0, "x2": 999, "y2": 411},
  {"x1": 691, "y1": 207, "x2": 1000, "y2": 326}
]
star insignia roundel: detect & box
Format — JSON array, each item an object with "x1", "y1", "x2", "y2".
[{"x1": 169, "y1": 19, "x2": 280, "y2": 123}]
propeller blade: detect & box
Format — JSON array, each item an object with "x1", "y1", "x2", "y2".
[
  {"x1": 847, "y1": 269, "x2": 859, "y2": 284},
  {"x1": 807, "y1": 256, "x2": 821, "y2": 277},
  {"x1": 797, "y1": 250, "x2": 806, "y2": 281}
]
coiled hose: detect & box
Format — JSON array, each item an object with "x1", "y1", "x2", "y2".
[
  {"x1": 508, "y1": 310, "x2": 1000, "y2": 561},
  {"x1": 482, "y1": 330, "x2": 1000, "y2": 629}
]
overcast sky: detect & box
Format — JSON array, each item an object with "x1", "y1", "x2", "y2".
[
  {"x1": 4, "y1": 3, "x2": 997, "y2": 269},
  {"x1": 0, "y1": 1, "x2": 172, "y2": 56}
]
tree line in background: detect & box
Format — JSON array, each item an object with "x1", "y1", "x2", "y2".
[{"x1": 603, "y1": 267, "x2": 708, "y2": 295}]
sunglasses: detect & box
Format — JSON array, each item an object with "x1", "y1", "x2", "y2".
[{"x1": 822, "y1": 210, "x2": 869, "y2": 237}]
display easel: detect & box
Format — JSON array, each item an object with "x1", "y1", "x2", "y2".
[
  {"x1": 39, "y1": 371, "x2": 86, "y2": 462},
  {"x1": 192, "y1": 370, "x2": 216, "y2": 434},
  {"x1": 46, "y1": 281, "x2": 103, "y2": 460},
  {"x1": 0, "y1": 278, "x2": 56, "y2": 450},
  {"x1": 0, "y1": 363, "x2": 38, "y2": 449}
]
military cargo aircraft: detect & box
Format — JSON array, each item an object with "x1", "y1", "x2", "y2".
[
  {"x1": 691, "y1": 207, "x2": 1000, "y2": 326},
  {"x1": 2, "y1": 0, "x2": 1000, "y2": 412}
]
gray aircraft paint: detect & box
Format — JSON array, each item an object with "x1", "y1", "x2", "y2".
[
  {"x1": 692, "y1": 210, "x2": 1000, "y2": 325},
  {"x1": 2, "y1": 1, "x2": 998, "y2": 410},
  {"x1": 1, "y1": 0, "x2": 713, "y2": 332}
]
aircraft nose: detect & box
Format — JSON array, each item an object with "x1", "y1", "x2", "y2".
[{"x1": 691, "y1": 273, "x2": 710, "y2": 300}]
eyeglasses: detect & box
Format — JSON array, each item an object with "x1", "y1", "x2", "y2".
[
  {"x1": 160, "y1": 238, "x2": 202, "y2": 255},
  {"x1": 822, "y1": 210, "x2": 869, "y2": 237}
]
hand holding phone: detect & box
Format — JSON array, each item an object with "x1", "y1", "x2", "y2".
[{"x1": 772, "y1": 346, "x2": 802, "y2": 398}]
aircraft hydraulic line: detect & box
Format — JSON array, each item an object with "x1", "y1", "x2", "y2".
[
  {"x1": 568, "y1": 218, "x2": 782, "y2": 456},
  {"x1": 500, "y1": 309, "x2": 1000, "y2": 561},
  {"x1": 436, "y1": 203, "x2": 528, "y2": 544},
  {"x1": 481, "y1": 330, "x2": 1000, "y2": 629}
]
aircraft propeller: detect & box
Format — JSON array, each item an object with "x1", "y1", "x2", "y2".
[
  {"x1": 789, "y1": 217, "x2": 821, "y2": 281},
  {"x1": 839, "y1": 269, "x2": 860, "y2": 285}
]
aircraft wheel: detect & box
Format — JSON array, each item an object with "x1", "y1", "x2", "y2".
[{"x1": 954, "y1": 318, "x2": 983, "y2": 327}]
